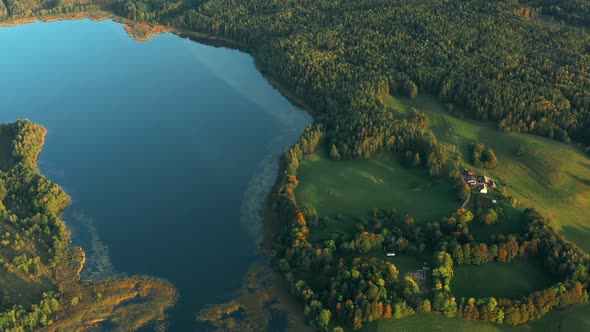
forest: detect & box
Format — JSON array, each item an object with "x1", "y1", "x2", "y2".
[
  {"x1": 2, "y1": 0, "x2": 588, "y2": 159},
  {"x1": 0, "y1": 0, "x2": 98, "y2": 20},
  {"x1": 110, "y1": 0, "x2": 590, "y2": 159},
  {"x1": 0, "y1": 120, "x2": 177, "y2": 331}
]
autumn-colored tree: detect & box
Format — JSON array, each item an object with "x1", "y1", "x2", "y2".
[
  {"x1": 421, "y1": 299, "x2": 431, "y2": 313},
  {"x1": 504, "y1": 306, "x2": 521, "y2": 325},
  {"x1": 383, "y1": 304, "x2": 393, "y2": 318},
  {"x1": 463, "y1": 298, "x2": 480, "y2": 320},
  {"x1": 353, "y1": 309, "x2": 362, "y2": 329},
  {"x1": 497, "y1": 246, "x2": 508, "y2": 263},
  {"x1": 288, "y1": 175, "x2": 299, "y2": 187}
]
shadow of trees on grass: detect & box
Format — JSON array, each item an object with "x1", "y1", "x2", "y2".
[{"x1": 561, "y1": 224, "x2": 590, "y2": 253}]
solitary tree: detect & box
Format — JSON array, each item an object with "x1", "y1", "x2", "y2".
[{"x1": 330, "y1": 144, "x2": 341, "y2": 160}]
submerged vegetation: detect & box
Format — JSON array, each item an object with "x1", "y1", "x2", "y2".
[{"x1": 0, "y1": 120, "x2": 176, "y2": 331}]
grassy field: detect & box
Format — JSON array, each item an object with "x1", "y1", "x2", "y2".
[
  {"x1": 384, "y1": 94, "x2": 590, "y2": 252},
  {"x1": 368, "y1": 302, "x2": 590, "y2": 332},
  {"x1": 295, "y1": 148, "x2": 457, "y2": 241},
  {"x1": 385, "y1": 254, "x2": 430, "y2": 274},
  {"x1": 469, "y1": 204, "x2": 527, "y2": 242},
  {"x1": 367, "y1": 313, "x2": 505, "y2": 332},
  {"x1": 356, "y1": 251, "x2": 431, "y2": 274},
  {"x1": 451, "y1": 259, "x2": 555, "y2": 299},
  {"x1": 522, "y1": 303, "x2": 590, "y2": 331}
]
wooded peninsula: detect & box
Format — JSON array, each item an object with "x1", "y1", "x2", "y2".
[{"x1": 0, "y1": 120, "x2": 177, "y2": 331}]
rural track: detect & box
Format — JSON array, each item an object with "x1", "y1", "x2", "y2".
[{"x1": 454, "y1": 162, "x2": 471, "y2": 209}]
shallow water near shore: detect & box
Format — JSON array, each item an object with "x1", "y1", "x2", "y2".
[{"x1": 0, "y1": 18, "x2": 311, "y2": 330}]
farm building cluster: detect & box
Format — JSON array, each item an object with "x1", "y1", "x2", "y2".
[{"x1": 462, "y1": 168, "x2": 497, "y2": 194}]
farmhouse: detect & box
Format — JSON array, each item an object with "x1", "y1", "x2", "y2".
[
  {"x1": 465, "y1": 176, "x2": 477, "y2": 185},
  {"x1": 477, "y1": 175, "x2": 490, "y2": 183},
  {"x1": 462, "y1": 169, "x2": 497, "y2": 193},
  {"x1": 474, "y1": 183, "x2": 488, "y2": 194}
]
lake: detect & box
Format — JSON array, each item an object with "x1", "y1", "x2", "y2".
[{"x1": 0, "y1": 18, "x2": 311, "y2": 330}]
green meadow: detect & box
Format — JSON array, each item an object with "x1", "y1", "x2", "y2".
[
  {"x1": 295, "y1": 148, "x2": 457, "y2": 240},
  {"x1": 451, "y1": 259, "x2": 555, "y2": 299},
  {"x1": 385, "y1": 94, "x2": 590, "y2": 252},
  {"x1": 468, "y1": 203, "x2": 527, "y2": 242},
  {"x1": 368, "y1": 313, "x2": 505, "y2": 332},
  {"x1": 368, "y1": 303, "x2": 590, "y2": 332}
]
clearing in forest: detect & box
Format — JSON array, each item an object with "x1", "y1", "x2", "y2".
[
  {"x1": 451, "y1": 259, "x2": 555, "y2": 299},
  {"x1": 370, "y1": 303, "x2": 590, "y2": 332},
  {"x1": 385, "y1": 94, "x2": 590, "y2": 252},
  {"x1": 295, "y1": 147, "x2": 457, "y2": 240},
  {"x1": 368, "y1": 312, "x2": 505, "y2": 332}
]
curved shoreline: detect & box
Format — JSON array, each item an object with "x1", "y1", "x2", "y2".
[
  {"x1": 0, "y1": 120, "x2": 178, "y2": 331},
  {"x1": 0, "y1": 14, "x2": 316, "y2": 329}
]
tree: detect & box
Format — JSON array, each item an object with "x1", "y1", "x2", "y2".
[
  {"x1": 353, "y1": 309, "x2": 362, "y2": 329},
  {"x1": 479, "y1": 209, "x2": 498, "y2": 225},
  {"x1": 472, "y1": 143, "x2": 498, "y2": 169},
  {"x1": 318, "y1": 309, "x2": 331, "y2": 330},
  {"x1": 356, "y1": 232, "x2": 373, "y2": 253},
  {"x1": 330, "y1": 144, "x2": 341, "y2": 160},
  {"x1": 452, "y1": 244, "x2": 464, "y2": 264},
  {"x1": 383, "y1": 304, "x2": 393, "y2": 318},
  {"x1": 504, "y1": 306, "x2": 521, "y2": 325},
  {"x1": 412, "y1": 153, "x2": 421, "y2": 168},
  {"x1": 515, "y1": 143, "x2": 525, "y2": 156},
  {"x1": 409, "y1": 108, "x2": 429, "y2": 130},
  {"x1": 497, "y1": 246, "x2": 508, "y2": 263},
  {"x1": 402, "y1": 79, "x2": 418, "y2": 98},
  {"x1": 444, "y1": 297, "x2": 458, "y2": 317}
]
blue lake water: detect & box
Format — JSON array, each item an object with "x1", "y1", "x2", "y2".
[{"x1": 0, "y1": 19, "x2": 311, "y2": 330}]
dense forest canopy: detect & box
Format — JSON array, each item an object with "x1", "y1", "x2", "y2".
[
  {"x1": 109, "y1": 0, "x2": 590, "y2": 159},
  {"x1": 0, "y1": 0, "x2": 98, "y2": 19}
]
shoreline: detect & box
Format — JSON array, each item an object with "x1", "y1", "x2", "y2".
[
  {"x1": 0, "y1": 12, "x2": 316, "y2": 330},
  {"x1": 0, "y1": 120, "x2": 178, "y2": 331},
  {"x1": 0, "y1": 11, "x2": 315, "y2": 118}
]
